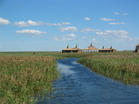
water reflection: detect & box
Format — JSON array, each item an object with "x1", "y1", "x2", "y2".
[
  {"x1": 40, "y1": 58, "x2": 139, "y2": 104},
  {"x1": 58, "y1": 63, "x2": 75, "y2": 76}
]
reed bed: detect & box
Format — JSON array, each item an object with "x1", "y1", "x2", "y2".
[
  {"x1": 0, "y1": 51, "x2": 134, "y2": 58},
  {"x1": 78, "y1": 53, "x2": 139, "y2": 84},
  {"x1": 0, "y1": 56, "x2": 59, "y2": 104}
]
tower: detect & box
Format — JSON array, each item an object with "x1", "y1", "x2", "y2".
[
  {"x1": 67, "y1": 44, "x2": 69, "y2": 49},
  {"x1": 135, "y1": 44, "x2": 139, "y2": 53},
  {"x1": 90, "y1": 43, "x2": 93, "y2": 47},
  {"x1": 75, "y1": 44, "x2": 78, "y2": 48},
  {"x1": 110, "y1": 46, "x2": 112, "y2": 49}
]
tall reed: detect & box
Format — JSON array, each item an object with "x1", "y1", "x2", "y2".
[
  {"x1": 0, "y1": 56, "x2": 59, "y2": 104},
  {"x1": 78, "y1": 53, "x2": 139, "y2": 84}
]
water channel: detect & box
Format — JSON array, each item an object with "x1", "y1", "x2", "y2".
[{"x1": 40, "y1": 58, "x2": 139, "y2": 104}]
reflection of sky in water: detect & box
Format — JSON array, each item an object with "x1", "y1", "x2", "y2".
[
  {"x1": 58, "y1": 63, "x2": 75, "y2": 76},
  {"x1": 42, "y1": 58, "x2": 139, "y2": 104},
  {"x1": 71, "y1": 61, "x2": 78, "y2": 65}
]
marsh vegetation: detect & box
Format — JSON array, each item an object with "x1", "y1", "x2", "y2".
[
  {"x1": 0, "y1": 56, "x2": 59, "y2": 104},
  {"x1": 78, "y1": 52, "x2": 139, "y2": 84},
  {"x1": 0, "y1": 51, "x2": 139, "y2": 103}
]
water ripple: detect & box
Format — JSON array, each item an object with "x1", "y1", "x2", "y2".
[{"x1": 41, "y1": 58, "x2": 139, "y2": 104}]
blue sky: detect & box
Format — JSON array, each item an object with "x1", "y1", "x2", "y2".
[{"x1": 0, "y1": 0, "x2": 139, "y2": 51}]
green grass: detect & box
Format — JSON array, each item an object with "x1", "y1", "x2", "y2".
[
  {"x1": 0, "y1": 51, "x2": 89, "y2": 59},
  {"x1": 78, "y1": 52, "x2": 139, "y2": 84},
  {"x1": 0, "y1": 56, "x2": 59, "y2": 104},
  {"x1": 0, "y1": 51, "x2": 134, "y2": 58},
  {"x1": 0, "y1": 51, "x2": 139, "y2": 103}
]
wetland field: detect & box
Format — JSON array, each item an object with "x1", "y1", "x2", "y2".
[
  {"x1": 0, "y1": 51, "x2": 139, "y2": 103},
  {"x1": 0, "y1": 56, "x2": 59, "y2": 104}
]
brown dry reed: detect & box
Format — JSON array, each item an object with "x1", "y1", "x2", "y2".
[
  {"x1": 0, "y1": 56, "x2": 59, "y2": 104},
  {"x1": 78, "y1": 52, "x2": 139, "y2": 85}
]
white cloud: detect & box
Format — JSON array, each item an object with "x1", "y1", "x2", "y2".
[
  {"x1": 92, "y1": 38, "x2": 97, "y2": 43},
  {"x1": 60, "y1": 26, "x2": 77, "y2": 32},
  {"x1": 100, "y1": 18, "x2": 115, "y2": 21},
  {"x1": 0, "y1": 17, "x2": 10, "y2": 25},
  {"x1": 16, "y1": 29, "x2": 47, "y2": 35},
  {"x1": 114, "y1": 12, "x2": 119, "y2": 15},
  {"x1": 15, "y1": 20, "x2": 71, "y2": 27},
  {"x1": 81, "y1": 28, "x2": 99, "y2": 32},
  {"x1": 67, "y1": 33, "x2": 76, "y2": 38},
  {"x1": 96, "y1": 30, "x2": 128, "y2": 39},
  {"x1": 123, "y1": 13, "x2": 128, "y2": 16},
  {"x1": 54, "y1": 33, "x2": 76, "y2": 41},
  {"x1": 62, "y1": 33, "x2": 76, "y2": 41},
  {"x1": 114, "y1": 12, "x2": 128, "y2": 16},
  {"x1": 54, "y1": 36, "x2": 59, "y2": 41},
  {"x1": 28, "y1": 20, "x2": 38, "y2": 26},
  {"x1": 15, "y1": 20, "x2": 39, "y2": 27},
  {"x1": 62, "y1": 22, "x2": 71, "y2": 25},
  {"x1": 109, "y1": 22, "x2": 125, "y2": 25},
  {"x1": 45, "y1": 23, "x2": 61, "y2": 26},
  {"x1": 15, "y1": 21, "x2": 28, "y2": 27},
  {"x1": 84, "y1": 17, "x2": 91, "y2": 21}
]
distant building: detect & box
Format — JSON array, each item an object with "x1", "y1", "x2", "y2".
[
  {"x1": 135, "y1": 44, "x2": 139, "y2": 53},
  {"x1": 83, "y1": 43, "x2": 98, "y2": 52},
  {"x1": 62, "y1": 44, "x2": 117, "y2": 53},
  {"x1": 62, "y1": 44, "x2": 82, "y2": 53},
  {"x1": 99, "y1": 46, "x2": 116, "y2": 52}
]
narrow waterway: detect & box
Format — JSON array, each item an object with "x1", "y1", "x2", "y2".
[{"x1": 42, "y1": 58, "x2": 139, "y2": 104}]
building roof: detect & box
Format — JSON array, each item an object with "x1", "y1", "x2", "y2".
[
  {"x1": 84, "y1": 43, "x2": 98, "y2": 50},
  {"x1": 62, "y1": 48, "x2": 81, "y2": 51},
  {"x1": 99, "y1": 48, "x2": 116, "y2": 51},
  {"x1": 62, "y1": 44, "x2": 82, "y2": 51},
  {"x1": 84, "y1": 47, "x2": 98, "y2": 50},
  {"x1": 99, "y1": 45, "x2": 116, "y2": 51}
]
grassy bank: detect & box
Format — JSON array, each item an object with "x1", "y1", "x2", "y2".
[
  {"x1": 1, "y1": 51, "x2": 139, "y2": 103},
  {"x1": 0, "y1": 51, "x2": 133, "y2": 58},
  {"x1": 0, "y1": 52, "x2": 91, "y2": 59},
  {"x1": 0, "y1": 56, "x2": 59, "y2": 104},
  {"x1": 78, "y1": 53, "x2": 139, "y2": 84}
]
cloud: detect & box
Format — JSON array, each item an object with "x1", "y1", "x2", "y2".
[
  {"x1": 27, "y1": 20, "x2": 38, "y2": 26},
  {"x1": 54, "y1": 33, "x2": 76, "y2": 41},
  {"x1": 0, "y1": 17, "x2": 10, "y2": 25},
  {"x1": 60, "y1": 26, "x2": 77, "y2": 32},
  {"x1": 16, "y1": 29, "x2": 47, "y2": 35},
  {"x1": 15, "y1": 21, "x2": 28, "y2": 27},
  {"x1": 100, "y1": 18, "x2": 115, "y2": 21},
  {"x1": 44, "y1": 23, "x2": 61, "y2": 26},
  {"x1": 114, "y1": 12, "x2": 119, "y2": 15},
  {"x1": 62, "y1": 22, "x2": 71, "y2": 25},
  {"x1": 15, "y1": 20, "x2": 71, "y2": 27},
  {"x1": 84, "y1": 17, "x2": 91, "y2": 21},
  {"x1": 81, "y1": 28, "x2": 99, "y2": 32},
  {"x1": 67, "y1": 33, "x2": 76, "y2": 38},
  {"x1": 109, "y1": 22, "x2": 125, "y2": 25},
  {"x1": 123, "y1": 13, "x2": 128, "y2": 16},
  {"x1": 62, "y1": 33, "x2": 76, "y2": 41},
  {"x1": 92, "y1": 38, "x2": 97, "y2": 43},
  {"x1": 114, "y1": 12, "x2": 128, "y2": 16},
  {"x1": 15, "y1": 20, "x2": 39, "y2": 27},
  {"x1": 96, "y1": 30, "x2": 128, "y2": 39},
  {"x1": 54, "y1": 36, "x2": 59, "y2": 41}
]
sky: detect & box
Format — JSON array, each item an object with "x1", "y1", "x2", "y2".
[{"x1": 0, "y1": 0, "x2": 139, "y2": 51}]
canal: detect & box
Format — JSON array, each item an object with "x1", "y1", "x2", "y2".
[{"x1": 41, "y1": 58, "x2": 139, "y2": 104}]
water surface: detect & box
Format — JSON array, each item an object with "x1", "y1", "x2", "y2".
[{"x1": 42, "y1": 58, "x2": 139, "y2": 104}]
